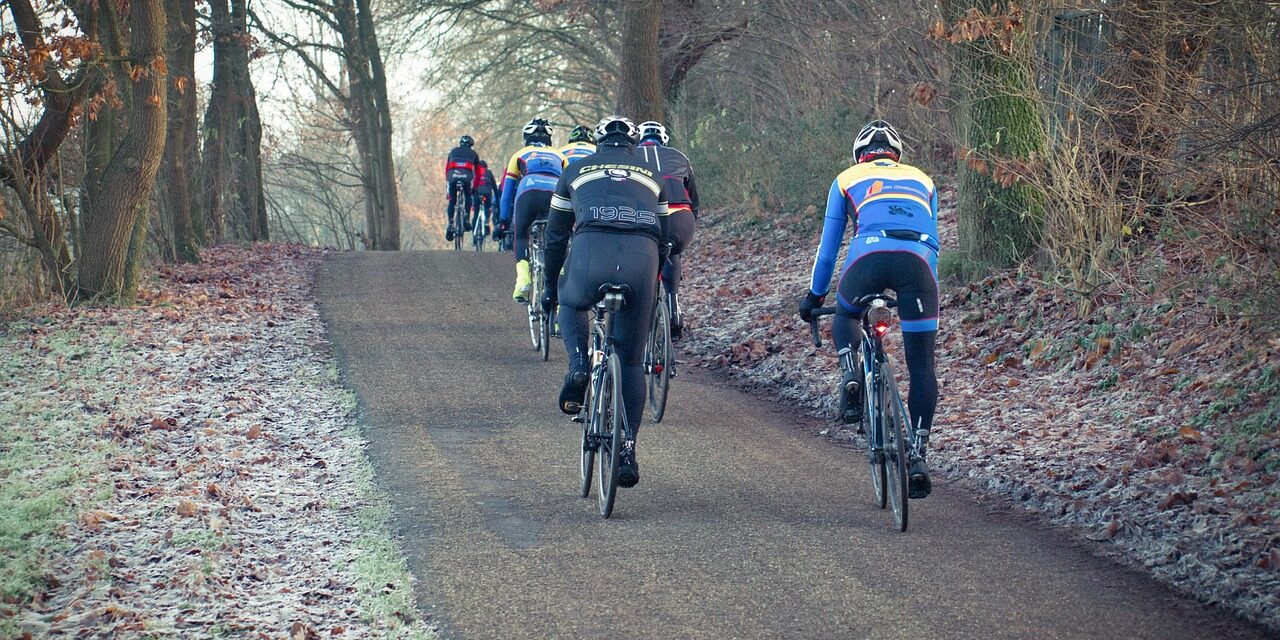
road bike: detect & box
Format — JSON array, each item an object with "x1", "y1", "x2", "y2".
[
  {"x1": 809, "y1": 294, "x2": 922, "y2": 532},
  {"x1": 575, "y1": 285, "x2": 631, "y2": 517},
  {"x1": 644, "y1": 280, "x2": 674, "y2": 422},
  {"x1": 526, "y1": 219, "x2": 551, "y2": 361},
  {"x1": 450, "y1": 180, "x2": 467, "y2": 251},
  {"x1": 472, "y1": 198, "x2": 488, "y2": 252}
]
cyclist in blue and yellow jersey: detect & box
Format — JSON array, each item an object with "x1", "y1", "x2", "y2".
[
  {"x1": 559, "y1": 125, "x2": 596, "y2": 164},
  {"x1": 637, "y1": 121, "x2": 699, "y2": 341},
  {"x1": 798, "y1": 120, "x2": 940, "y2": 499},
  {"x1": 499, "y1": 117, "x2": 566, "y2": 302}
]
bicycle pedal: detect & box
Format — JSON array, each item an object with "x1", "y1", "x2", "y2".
[{"x1": 571, "y1": 415, "x2": 584, "y2": 424}]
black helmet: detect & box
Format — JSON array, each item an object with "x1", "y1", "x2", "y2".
[
  {"x1": 522, "y1": 118, "x2": 553, "y2": 144},
  {"x1": 459, "y1": 135, "x2": 474, "y2": 147},
  {"x1": 852, "y1": 120, "x2": 903, "y2": 162},
  {"x1": 638, "y1": 121, "x2": 669, "y2": 144},
  {"x1": 568, "y1": 125, "x2": 593, "y2": 144},
  {"x1": 594, "y1": 115, "x2": 639, "y2": 145}
]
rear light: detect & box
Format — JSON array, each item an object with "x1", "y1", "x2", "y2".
[
  {"x1": 868, "y1": 305, "x2": 893, "y2": 337},
  {"x1": 874, "y1": 321, "x2": 890, "y2": 337}
]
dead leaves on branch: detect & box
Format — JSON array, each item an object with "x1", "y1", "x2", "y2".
[{"x1": 929, "y1": 3, "x2": 1026, "y2": 54}]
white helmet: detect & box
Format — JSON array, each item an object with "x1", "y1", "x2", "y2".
[
  {"x1": 638, "y1": 121, "x2": 669, "y2": 144},
  {"x1": 594, "y1": 115, "x2": 639, "y2": 144},
  {"x1": 853, "y1": 120, "x2": 904, "y2": 162},
  {"x1": 522, "y1": 117, "x2": 553, "y2": 143}
]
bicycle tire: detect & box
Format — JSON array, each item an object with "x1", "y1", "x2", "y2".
[
  {"x1": 880, "y1": 358, "x2": 910, "y2": 532},
  {"x1": 539, "y1": 310, "x2": 551, "y2": 361},
  {"x1": 596, "y1": 352, "x2": 623, "y2": 518},
  {"x1": 579, "y1": 363, "x2": 598, "y2": 498},
  {"x1": 453, "y1": 185, "x2": 465, "y2": 251},
  {"x1": 647, "y1": 296, "x2": 672, "y2": 422},
  {"x1": 865, "y1": 359, "x2": 887, "y2": 509}
]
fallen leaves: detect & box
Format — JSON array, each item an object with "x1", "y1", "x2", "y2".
[{"x1": 175, "y1": 499, "x2": 198, "y2": 517}]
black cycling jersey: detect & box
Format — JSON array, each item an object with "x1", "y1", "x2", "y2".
[
  {"x1": 638, "y1": 141, "x2": 699, "y2": 215},
  {"x1": 545, "y1": 143, "x2": 670, "y2": 284}
]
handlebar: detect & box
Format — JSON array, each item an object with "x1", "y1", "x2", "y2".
[{"x1": 807, "y1": 306, "x2": 837, "y2": 347}]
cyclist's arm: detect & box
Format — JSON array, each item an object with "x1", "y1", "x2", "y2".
[
  {"x1": 809, "y1": 179, "x2": 849, "y2": 296},
  {"x1": 685, "y1": 171, "x2": 700, "y2": 218},
  {"x1": 500, "y1": 153, "x2": 521, "y2": 224},
  {"x1": 544, "y1": 177, "x2": 574, "y2": 293},
  {"x1": 657, "y1": 183, "x2": 671, "y2": 261}
]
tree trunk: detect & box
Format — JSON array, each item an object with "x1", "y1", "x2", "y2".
[
  {"x1": 77, "y1": 0, "x2": 168, "y2": 302},
  {"x1": 160, "y1": 0, "x2": 200, "y2": 262},
  {"x1": 201, "y1": 0, "x2": 267, "y2": 242},
  {"x1": 202, "y1": 0, "x2": 233, "y2": 241},
  {"x1": 618, "y1": 0, "x2": 664, "y2": 123},
  {"x1": 230, "y1": 0, "x2": 267, "y2": 241},
  {"x1": 943, "y1": 0, "x2": 1047, "y2": 273},
  {"x1": 335, "y1": 0, "x2": 400, "y2": 250},
  {"x1": 356, "y1": 0, "x2": 400, "y2": 250}
]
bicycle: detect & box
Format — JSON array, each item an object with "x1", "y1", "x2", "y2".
[
  {"x1": 450, "y1": 180, "x2": 467, "y2": 251},
  {"x1": 526, "y1": 219, "x2": 551, "y2": 361},
  {"x1": 809, "y1": 294, "x2": 923, "y2": 532},
  {"x1": 575, "y1": 285, "x2": 631, "y2": 518},
  {"x1": 644, "y1": 280, "x2": 673, "y2": 422},
  {"x1": 472, "y1": 199, "x2": 488, "y2": 252}
]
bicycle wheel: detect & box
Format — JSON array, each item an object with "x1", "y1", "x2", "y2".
[
  {"x1": 646, "y1": 296, "x2": 672, "y2": 422},
  {"x1": 866, "y1": 363, "x2": 887, "y2": 510},
  {"x1": 453, "y1": 189, "x2": 465, "y2": 251},
  {"x1": 880, "y1": 358, "x2": 910, "y2": 532},
  {"x1": 579, "y1": 364, "x2": 599, "y2": 498},
  {"x1": 596, "y1": 352, "x2": 624, "y2": 517},
  {"x1": 539, "y1": 310, "x2": 551, "y2": 361}
]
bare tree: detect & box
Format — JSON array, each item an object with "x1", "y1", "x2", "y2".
[{"x1": 159, "y1": 0, "x2": 201, "y2": 262}]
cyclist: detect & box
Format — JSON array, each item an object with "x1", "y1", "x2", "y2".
[
  {"x1": 499, "y1": 118, "x2": 566, "y2": 302},
  {"x1": 444, "y1": 135, "x2": 480, "y2": 241},
  {"x1": 797, "y1": 120, "x2": 939, "y2": 499},
  {"x1": 637, "y1": 120, "x2": 699, "y2": 341},
  {"x1": 472, "y1": 160, "x2": 498, "y2": 237},
  {"x1": 559, "y1": 125, "x2": 596, "y2": 163},
  {"x1": 542, "y1": 115, "x2": 669, "y2": 488}
]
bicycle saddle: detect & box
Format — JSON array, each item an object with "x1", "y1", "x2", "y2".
[
  {"x1": 596, "y1": 283, "x2": 632, "y2": 298},
  {"x1": 854, "y1": 293, "x2": 898, "y2": 308}
]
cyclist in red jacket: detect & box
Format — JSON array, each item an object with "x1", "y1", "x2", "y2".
[{"x1": 444, "y1": 135, "x2": 480, "y2": 241}]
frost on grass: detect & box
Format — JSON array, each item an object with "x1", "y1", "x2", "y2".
[
  {"x1": 0, "y1": 245, "x2": 433, "y2": 639},
  {"x1": 678, "y1": 189, "x2": 1280, "y2": 632}
]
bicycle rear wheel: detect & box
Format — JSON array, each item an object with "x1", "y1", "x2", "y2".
[
  {"x1": 596, "y1": 352, "x2": 623, "y2": 517},
  {"x1": 646, "y1": 296, "x2": 672, "y2": 422},
  {"x1": 880, "y1": 358, "x2": 910, "y2": 532},
  {"x1": 453, "y1": 188, "x2": 465, "y2": 251},
  {"x1": 539, "y1": 311, "x2": 551, "y2": 361},
  {"x1": 865, "y1": 363, "x2": 887, "y2": 510}
]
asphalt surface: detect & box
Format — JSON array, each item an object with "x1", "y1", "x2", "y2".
[{"x1": 317, "y1": 250, "x2": 1267, "y2": 640}]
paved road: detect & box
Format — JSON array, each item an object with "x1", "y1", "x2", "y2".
[{"x1": 317, "y1": 251, "x2": 1266, "y2": 640}]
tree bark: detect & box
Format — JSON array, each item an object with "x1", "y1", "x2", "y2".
[
  {"x1": 943, "y1": 0, "x2": 1047, "y2": 272},
  {"x1": 77, "y1": 0, "x2": 168, "y2": 302},
  {"x1": 618, "y1": 0, "x2": 664, "y2": 123},
  {"x1": 202, "y1": 0, "x2": 267, "y2": 242},
  {"x1": 659, "y1": 0, "x2": 747, "y2": 101},
  {"x1": 160, "y1": 0, "x2": 200, "y2": 261}
]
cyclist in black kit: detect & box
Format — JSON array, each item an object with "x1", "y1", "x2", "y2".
[
  {"x1": 637, "y1": 121, "x2": 699, "y2": 340},
  {"x1": 542, "y1": 115, "x2": 670, "y2": 488},
  {"x1": 444, "y1": 135, "x2": 480, "y2": 241}
]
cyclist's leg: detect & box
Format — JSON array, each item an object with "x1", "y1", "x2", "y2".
[
  {"x1": 556, "y1": 244, "x2": 594, "y2": 413},
  {"x1": 512, "y1": 190, "x2": 535, "y2": 261},
  {"x1": 446, "y1": 179, "x2": 460, "y2": 226},
  {"x1": 463, "y1": 184, "x2": 476, "y2": 230},
  {"x1": 883, "y1": 250, "x2": 940, "y2": 440},
  {"x1": 661, "y1": 210, "x2": 696, "y2": 332},
  {"x1": 835, "y1": 251, "x2": 895, "y2": 424},
  {"x1": 608, "y1": 234, "x2": 660, "y2": 439}
]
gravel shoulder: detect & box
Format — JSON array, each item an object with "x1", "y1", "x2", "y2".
[{"x1": 0, "y1": 245, "x2": 433, "y2": 639}]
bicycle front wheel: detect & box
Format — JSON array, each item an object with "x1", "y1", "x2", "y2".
[
  {"x1": 579, "y1": 365, "x2": 599, "y2": 498},
  {"x1": 646, "y1": 296, "x2": 672, "y2": 422},
  {"x1": 866, "y1": 364, "x2": 887, "y2": 510},
  {"x1": 880, "y1": 358, "x2": 910, "y2": 532},
  {"x1": 596, "y1": 352, "x2": 624, "y2": 518}
]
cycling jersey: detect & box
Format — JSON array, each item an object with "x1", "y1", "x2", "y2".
[
  {"x1": 637, "y1": 141, "x2": 699, "y2": 215},
  {"x1": 559, "y1": 141, "x2": 596, "y2": 163},
  {"x1": 500, "y1": 144, "x2": 566, "y2": 224},
  {"x1": 473, "y1": 163, "x2": 492, "y2": 193},
  {"x1": 445, "y1": 145, "x2": 479, "y2": 181},
  {"x1": 546, "y1": 144, "x2": 670, "y2": 251},
  {"x1": 810, "y1": 159, "x2": 939, "y2": 298}
]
